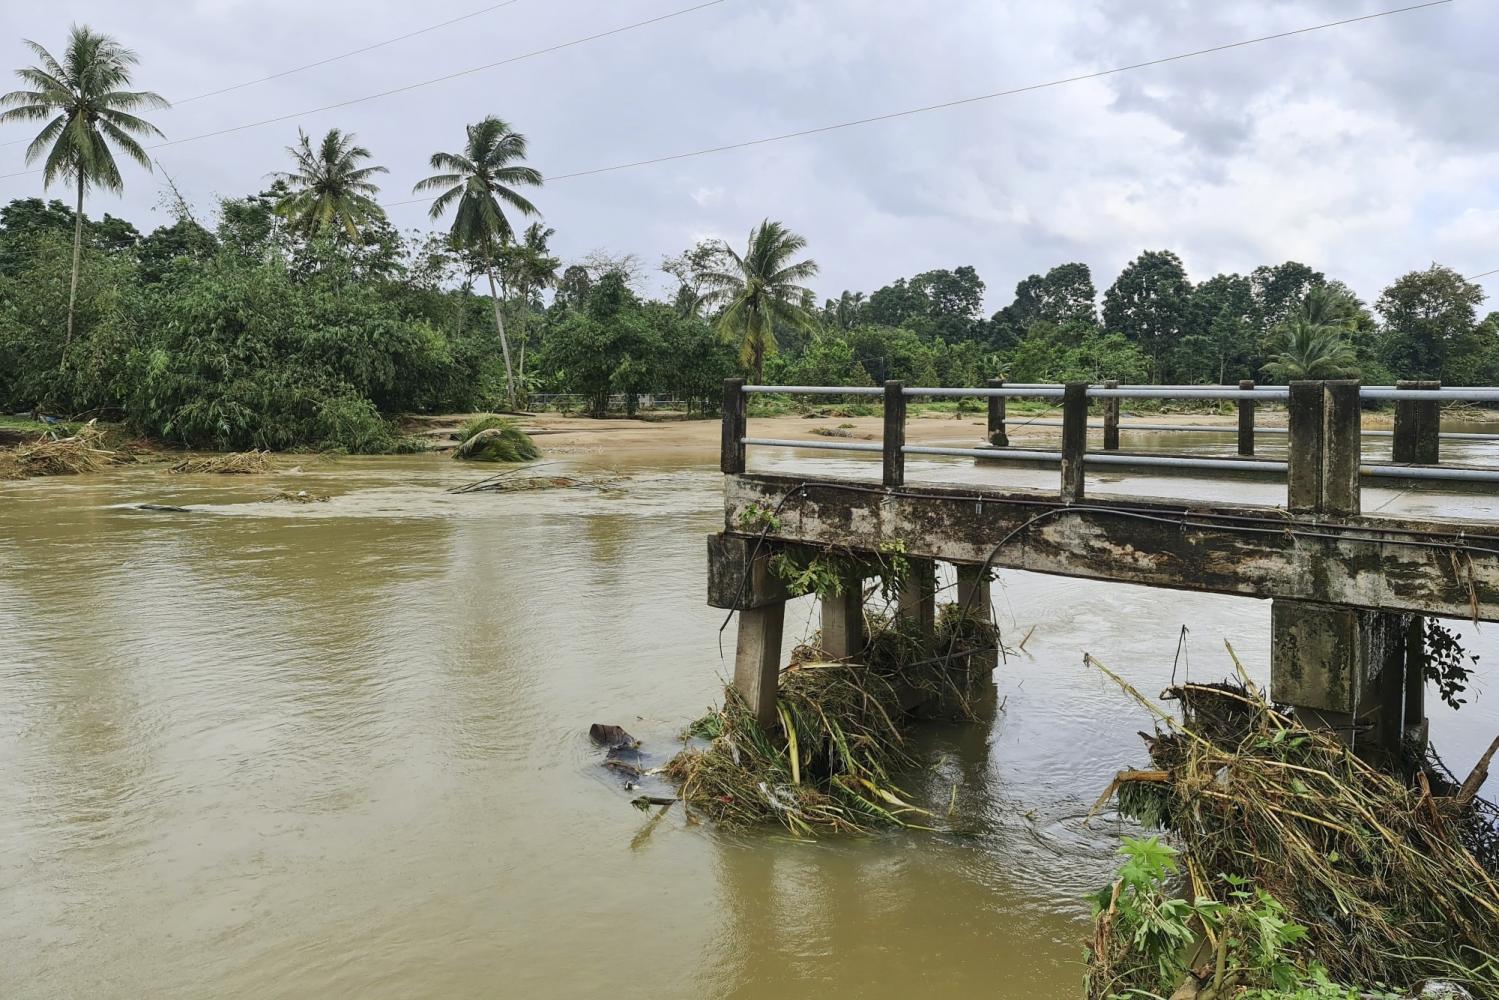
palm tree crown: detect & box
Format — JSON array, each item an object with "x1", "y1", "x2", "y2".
[
  {"x1": 701, "y1": 220, "x2": 820, "y2": 383},
  {"x1": 1262, "y1": 286, "x2": 1362, "y2": 381},
  {"x1": 1, "y1": 25, "x2": 167, "y2": 356},
  {"x1": 414, "y1": 116, "x2": 542, "y2": 248},
  {"x1": 271, "y1": 128, "x2": 387, "y2": 241},
  {"x1": 0, "y1": 26, "x2": 167, "y2": 192},
  {"x1": 413, "y1": 116, "x2": 543, "y2": 410}
]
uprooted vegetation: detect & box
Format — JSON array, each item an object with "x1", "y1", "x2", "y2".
[
  {"x1": 1086, "y1": 650, "x2": 1499, "y2": 999},
  {"x1": 170, "y1": 450, "x2": 274, "y2": 474},
  {"x1": 664, "y1": 606, "x2": 999, "y2": 835},
  {"x1": 452, "y1": 415, "x2": 541, "y2": 463},
  {"x1": 0, "y1": 420, "x2": 128, "y2": 480}
]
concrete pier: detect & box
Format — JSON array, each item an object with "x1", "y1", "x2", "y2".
[
  {"x1": 820, "y1": 572, "x2": 865, "y2": 660},
  {"x1": 733, "y1": 604, "x2": 785, "y2": 730}
]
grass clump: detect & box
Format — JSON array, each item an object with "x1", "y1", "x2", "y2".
[
  {"x1": 1088, "y1": 650, "x2": 1499, "y2": 998},
  {"x1": 664, "y1": 608, "x2": 997, "y2": 835},
  {"x1": 453, "y1": 414, "x2": 540, "y2": 463}
]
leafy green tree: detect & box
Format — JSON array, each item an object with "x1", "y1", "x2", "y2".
[
  {"x1": 701, "y1": 219, "x2": 819, "y2": 384},
  {"x1": 0, "y1": 26, "x2": 167, "y2": 356},
  {"x1": 662, "y1": 239, "x2": 730, "y2": 319},
  {"x1": 1003, "y1": 262, "x2": 1098, "y2": 341},
  {"x1": 414, "y1": 116, "x2": 543, "y2": 408},
  {"x1": 553, "y1": 264, "x2": 592, "y2": 311},
  {"x1": 1181, "y1": 273, "x2": 1253, "y2": 383},
  {"x1": 270, "y1": 128, "x2": 388, "y2": 242},
  {"x1": 1102, "y1": 250, "x2": 1192, "y2": 382},
  {"x1": 1250, "y1": 260, "x2": 1324, "y2": 338},
  {"x1": 1376, "y1": 264, "x2": 1485, "y2": 380},
  {"x1": 137, "y1": 218, "x2": 218, "y2": 282}
]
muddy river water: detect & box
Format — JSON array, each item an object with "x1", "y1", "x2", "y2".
[{"x1": 2, "y1": 428, "x2": 1497, "y2": 998}]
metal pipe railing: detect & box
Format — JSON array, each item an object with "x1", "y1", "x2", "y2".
[
  {"x1": 743, "y1": 385, "x2": 885, "y2": 396},
  {"x1": 997, "y1": 420, "x2": 1499, "y2": 441},
  {"x1": 741, "y1": 437, "x2": 883, "y2": 454},
  {"x1": 724, "y1": 379, "x2": 1499, "y2": 499}
]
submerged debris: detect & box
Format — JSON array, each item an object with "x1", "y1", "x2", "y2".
[
  {"x1": 663, "y1": 608, "x2": 998, "y2": 835},
  {"x1": 171, "y1": 451, "x2": 273, "y2": 475},
  {"x1": 1088, "y1": 650, "x2": 1499, "y2": 998},
  {"x1": 0, "y1": 420, "x2": 119, "y2": 480},
  {"x1": 267, "y1": 489, "x2": 329, "y2": 503}
]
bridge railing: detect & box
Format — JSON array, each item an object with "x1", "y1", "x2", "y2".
[{"x1": 721, "y1": 379, "x2": 1499, "y2": 506}]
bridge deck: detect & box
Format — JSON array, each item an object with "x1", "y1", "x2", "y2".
[{"x1": 716, "y1": 472, "x2": 1499, "y2": 623}]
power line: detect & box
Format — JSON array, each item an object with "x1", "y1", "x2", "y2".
[
  {"x1": 0, "y1": 0, "x2": 729, "y2": 179},
  {"x1": 378, "y1": 0, "x2": 1453, "y2": 206},
  {"x1": 1469, "y1": 268, "x2": 1499, "y2": 281},
  {"x1": 531, "y1": 0, "x2": 1457, "y2": 184},
  {"x1": 0, "y1": 0, "x2": 526, "y2": 152}
]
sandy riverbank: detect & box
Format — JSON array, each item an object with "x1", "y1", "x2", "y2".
[{"x1": 501, "y1": 409, "x2": 1257, "y2": 459}]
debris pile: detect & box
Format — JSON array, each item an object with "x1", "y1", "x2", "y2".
[
  {"x1": 0, "y1": 420, "x2": 119, "y2": 480},
  {"x1": 663, "y1": 608, "x2": 998, "y2": 835},
  {"x1": 171, "y1": 451, "x2": 273, "y2": 474},
  {"x1": 1088, "y1": 652, "x2": 1499, "y2": 998}
]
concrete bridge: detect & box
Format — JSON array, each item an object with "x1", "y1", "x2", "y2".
[{"x1": 707, "y1": 378, "x2": 1499, "y2": 757}]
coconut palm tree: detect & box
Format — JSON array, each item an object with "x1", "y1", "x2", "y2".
[
  {"x1": 270, "y1": 128, "x2": 387, "y2": 241},
  {"x1": 1262, "y1": 287, "x2": 1362, "y2": 381},
  {"x1": 413, "y1": 116, "x2": 542, "y2": 409},
  {"x1": 702, "y1": 220, "x2": 820, "y2": 383},
  {"x1": 0, "y1": 26, "x2": 167, "y2": 358}
]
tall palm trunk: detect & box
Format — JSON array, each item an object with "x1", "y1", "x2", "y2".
[
  {"x1": 63, "y1": 174, "x2": 84, "y2": 367},
  {"x1": 485, "y1": 265, "x2": 516, "y2": 410}
]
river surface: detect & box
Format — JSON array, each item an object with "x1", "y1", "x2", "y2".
[{"x1": 2, "y1": 434, "x2": 1496, "y2": 999}]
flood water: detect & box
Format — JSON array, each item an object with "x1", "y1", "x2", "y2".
[{"x1": 2, "y1": 435, "x2": 1496, "y2": 999}]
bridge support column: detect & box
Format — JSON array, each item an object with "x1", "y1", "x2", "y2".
[
  {"x1": 897, "y1": 558, "x2": 936, "y2": 650},
  {"x1": 820, "y1": 573, "x2": 865, "y2": 661},
  {"x1": 1393, "y1": 380, "x2": 1440, "y2": 465},
  {"x1": 734, "y1": 603, "x2": 785, "y2": 730},
  {"x1": 955, "y1": 564, "x2": 998, "y2": 671},
  {"x1": 1270, "y1": 599, "x2": 1412, "y2": 755}
]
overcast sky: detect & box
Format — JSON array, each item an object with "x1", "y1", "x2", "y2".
[{"x1": 0, "y1": 0, "x2": 1494, "y2": 311}]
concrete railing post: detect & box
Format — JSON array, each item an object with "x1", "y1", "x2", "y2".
[
  {"x1": 721, "y1": 378, "x2": 746, "y2": 474},
  {"x1": 986, "y1": 378, "x2": 1008, "y2": 447},
  {"x1": 1393, "y1": 379, "x2": 1440, "y2": 465},
  {"x1": 1102, "y1": 380, "x2": 1120, "y2": 451},
  {"x1": 1237, "y1": 380, "x2": 1256, "y2": 457},
  {"x1": 1287, "y1": 380, "x2": 1361, "y2": 517},
  {"x1": 883, "y1": 381, "x2": 906, "y2": 488},
  {"x1": 1060, "y1": 382, "x2": 1088, "y2": 503}
]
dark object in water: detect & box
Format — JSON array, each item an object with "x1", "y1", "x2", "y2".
[
  {"x1": 134, "y1": 503, "x2": 191, "y2": 513},
  {"x1": 589, "y1": 724, "x2": 637, "y2": 749}
]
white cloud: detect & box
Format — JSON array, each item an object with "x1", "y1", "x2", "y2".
[{"x1": 0, "y1": 0, "x2": 1493, "y2": 307}]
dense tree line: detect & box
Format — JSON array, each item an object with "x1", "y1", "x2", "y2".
[{"x1": 3, "y1": 192, "x2": 1495, "y2": 450}]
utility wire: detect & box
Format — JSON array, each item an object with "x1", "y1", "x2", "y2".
[
  {"x1": 375, "y1": 0, "x2": 1455, "y2": 205},
  {"x1": 0, "y1": 0, "x2": 729, "y2": 179},
  {"x1": 0, "y1": 0, "x2": 526, "y2": 151},
  {"x1": 1468, "y1": 268, "x2": 1499, "y2": 281},
  {"x1": 494, "y1": 0, "x2": 1457, "y2": 185}
]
